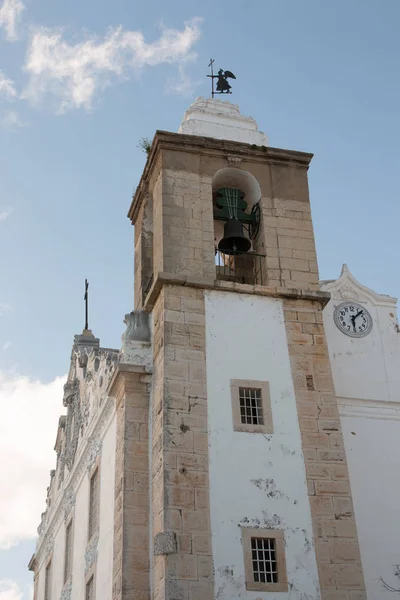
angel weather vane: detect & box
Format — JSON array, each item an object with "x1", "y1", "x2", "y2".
[{"x1": 207, "y1": 59, "x2": 236, "y2": 98}]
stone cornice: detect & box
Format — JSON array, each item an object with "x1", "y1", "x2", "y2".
[
  {"x1": 127, "y1": 130, "x2": 313, "y2": 223},
  {"x1": 108, "y1": 363, "x2": 150, "y2": 408},
  {"x1": 321, "y1": 263, "x2": 397, "y2": 307},
  {"x1": 28, "y1": 554, "x2": 37, "y2": 571},
  {"x1": 338, "y1": 396, "x2": 400, "y2": 421},
  {"x1": 142, "y1": 271, "x2": 330, "y2": 312}
]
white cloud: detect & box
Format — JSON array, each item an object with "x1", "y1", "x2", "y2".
[
  {"x1": 1, "y1": 110, "x2": 25, "y2": 127},
  {"x1": 0, "y1": 0, "x2": 24, "y2": 41},
  {"x1": 0, "y1": 580, "x2": 23, "y2": 600},
  {"x1": 0, "y1": 303, "x2": 11, "y2": 315},
  {"x1": 23, "y1": 17, "x2": 202, "y2": 112},
  {"x1": 3, "y1": 341, "x2": 11, "y2": 351},
  {"x1": 166, "y1": 64, "x2": 202, "y2": 96},
  {"x1": 0, "y1": 208, "x2": 12, "y2": 221},
  {"x1": 0, "y1": 70, "x2": 16, "y2": 98},
  {"x1": 0, "y1": 372, "x2": 66, "y2": 549}
]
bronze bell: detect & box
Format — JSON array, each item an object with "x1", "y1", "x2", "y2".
[{"x1": 218, "y1": 218, "x2": 251, "y2": 255}]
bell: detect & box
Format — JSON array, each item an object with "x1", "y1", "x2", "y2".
[{"x1": 218, "y1": 218, "x2": 251, "y2": 255}]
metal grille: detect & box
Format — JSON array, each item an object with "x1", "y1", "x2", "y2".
[
  {"x1": 251, "y1": 537, "x2": 278, "y2": 583},
  {"x1": 88, "y1": 468, "x2": 99, "y2": 540},
  {"x1": 215, "y1": 249, "x2": 264, "y2": 286},
  {"x1": 64, "y1": 520, "x2": 73, "y2": 583},
  {"x1": 86, "y1": 576, "x2": 94, "y2": 600},
  {"x1": 239, "y1": 387, "x2": 264, "y2": 425},
  {"x1": 45, "y1": 560, "x2": 52, "y2": 600}
]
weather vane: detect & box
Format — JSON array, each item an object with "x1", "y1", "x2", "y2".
[
  {"x1": 207, "y1": 59, "x2": 236, "y2": 98},
  {"x1": 84, "y1": 278, "x2": 89, "y2": 330}
]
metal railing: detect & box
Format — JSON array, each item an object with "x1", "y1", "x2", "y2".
[{"x1": 215, "y1": 249, "x2": 265, "y2": 286}]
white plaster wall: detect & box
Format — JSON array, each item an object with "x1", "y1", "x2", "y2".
[
  {"x1": 71, "y1": 474, "x2": 89, "y2": 599},
  {"x1": 205, "y1": 291, "x2": 320, "y2": 600},
  {"x1": 322, "y1": 299, "x2": 400, "y2": 402},
  {"x1": 49, "y1": 516, "x2": 65, "y2": 600},
  {"x1": 179, "y1": 97, "x2": 268, "y2": 145},
  {"x1": 322, "y1": 283, "x2": 400, "y2": 600},
  {"x1": 35, "y1": 412, "x2": 116, "y2": 600},
  {"x1": 96, "y1": 413, "x2": 117, "y2": 599},
  {"x1": 340, "y1": 413, "x2": 400, "y2": 600}
]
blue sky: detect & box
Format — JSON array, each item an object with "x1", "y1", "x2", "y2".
[{"x1": 1, "y1": 1, "x2": 400, "y2": 598}]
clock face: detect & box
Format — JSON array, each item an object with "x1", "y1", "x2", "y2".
[{"x1": 333, "y1": 302, "x2": 373, "y2": 338}]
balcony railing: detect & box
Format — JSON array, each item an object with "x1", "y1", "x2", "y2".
[{"x1": 215, "y1": 249, "x2": 265, "y2": 286}]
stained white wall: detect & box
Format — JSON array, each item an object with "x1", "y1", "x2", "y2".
[
  {"x1": 340, "y1": 414, "x2": 400, "y2": 598},
  {"x1": 71, "y1": 472, "x2": 89, "y2": 598},
  {"x1": 205, "y1": 291, "x2": 320, "y2": 600},
  {"x1": 322, "y1": 272, "x2": 400, "y2": 600},
  {"x1": 44, "y1": 507, "x2": 65, "y2": 600},
  {"x1": 35, "y1": 411, "x2": 116, "y2": 600},
  {"x1": 96, "y1": 413, "x2": 116, "y2": 599}
]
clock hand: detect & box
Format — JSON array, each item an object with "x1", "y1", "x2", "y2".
[
  {"x1": 354, "y1": 310, "x2": 363, "y2": 320},
  {"x1": 350, "y1": 314, "x2": 357, "y2": 333}
]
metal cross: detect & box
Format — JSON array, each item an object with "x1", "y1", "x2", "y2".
[
  {"x1": 208, "y1": 58, "x2": 215, "y2": 98},
  {"x1": 84, "y1": 279, "x2": 89, "y2": 330}
]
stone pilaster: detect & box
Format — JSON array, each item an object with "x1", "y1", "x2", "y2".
[
  {"x1": 151, "y1": 285, "x2": 214, "y2": 600},
  {"x1": 283, "y1": 298, "x2": 366, "y2": 600},
  {"x1": 111, "y1": 364, "x2": 151, "y2": 600}
]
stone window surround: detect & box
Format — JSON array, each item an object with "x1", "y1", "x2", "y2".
[
  {"x1": 87, "y1": 456, "x2": 101, "y2": 543},
  {"x1": 242, "y1": 527, "x2": 288, "y2": 592},
  {"x1": 85, "y1": 563, "x2": 96, "y2": 600},
  {"x1": 231, "y1": 379, "x2": 273, "y2": 434},
  {"x1": 44, "y1": 553, "x2": 53, "y2": 600},
  {"x1": 64, "y1": 515, "x2": 74, "y2": 585}
]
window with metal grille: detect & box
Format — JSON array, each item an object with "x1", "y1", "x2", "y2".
[
  {"x1": 242, "y1": 527, "x2": 287, "y2": 592},
  {"x1": 231, "y1": 380, "x2": 273, "y2": 434},
  {"x1": 251, "y1": 537, "x2": 277, "y2": 583},
  {"x1": 88, "y1": 467, "x2": 99, "y2": 540},
  {"x1": 239, "y1": 387, "x2": 264, "y2": 425},
  {"x1": 86, "y1": 576, "x2": 94, "y2": 600},
  {"x1": 44, "y1": 559, "x2": 52, "y2": 600},
  {"x1": 64, "y1": 520, "x2": 73, "y2": 583}
]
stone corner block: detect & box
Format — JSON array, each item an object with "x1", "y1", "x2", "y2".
[{"x1": 154, "y1": 530, "x2": 177, "y2": 555}]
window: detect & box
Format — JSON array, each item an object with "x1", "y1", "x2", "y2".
[
  {"x1": 251, "y1": 537, "x2": 277, "y2": 583},
  {"x1": 231, "y1": 379, "x2": 273, "y2": 433},
  {"x1": 239, "y1": 387, "x2": 264, "y2": 425},
  {"x1": 86, "y1": 576, "x2": 94, "y2": 600},
  {"x1": 88, "y1": 467, "x2": 100, "y2": 540},
  {"x1": 242, "y1": 528, "x2": 288, "y2": 592},
  {"x1": 64, "y1": 519, "x2": 73, "y2": 583},
  {"x1": 44, "y1": 559, "x2": 52, "y2": 600}
]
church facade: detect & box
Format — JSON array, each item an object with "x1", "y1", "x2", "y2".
[{"x1": 29, "y1": 99, "x2": 400, "y2": 600}]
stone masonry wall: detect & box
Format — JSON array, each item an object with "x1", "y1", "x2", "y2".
[
  {"x1": 151, "y1": 285, "x2": 214, "y2": 600},
  {"x1": 112, "y1": 367, "x2": 151, "y2": 600},
  {"x1": 261, "y1": 197, "x2": 320, "y2": 290},
  {"x1": 160, "y1": 168, "x2": 215, "y2": 281},
  {"x1": 283, "y1": 298, "x2": 366, "y2": 600}
]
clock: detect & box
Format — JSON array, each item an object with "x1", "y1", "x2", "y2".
[{"x1": 333, "y1": 302, "x2": 373, "y2": 338}]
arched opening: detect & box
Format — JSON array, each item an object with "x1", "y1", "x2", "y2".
[
  {"x1": 212, "y1": 167, "x2": 262, "y2": 251},
  {"x1": 212, "y1": 168, "x2": 264, "y2": 285}
]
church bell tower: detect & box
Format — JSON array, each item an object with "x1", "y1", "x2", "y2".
[{"x1": 122, "y1": 97, "x2": 366, "y2": 600}]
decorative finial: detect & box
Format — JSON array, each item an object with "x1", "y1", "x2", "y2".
[
  {"x1": 207, "y1": 59, "x2": 236, "y2": 98},
  {"x1": 84, "y1": 278, "x2": 89, "y2": 330}
]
